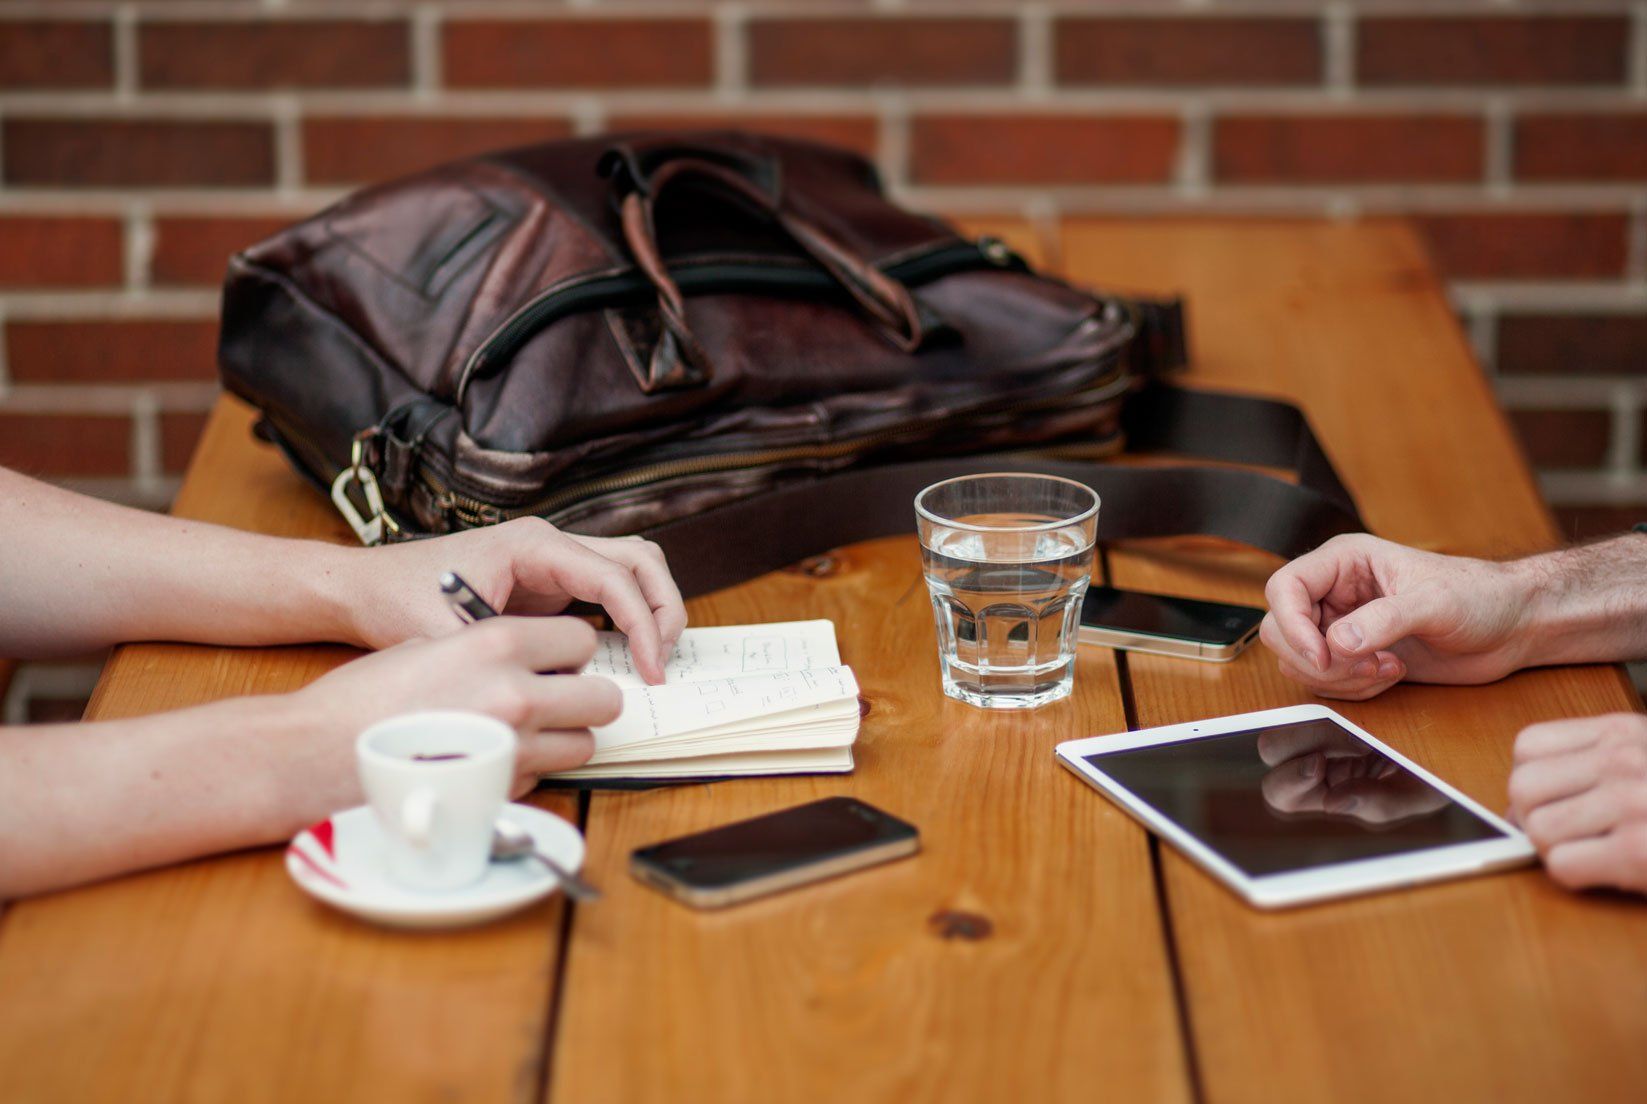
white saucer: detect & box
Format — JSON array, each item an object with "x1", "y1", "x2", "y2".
[{"x1": 285, "y1": 802, "x2": 586, "y2": 930}]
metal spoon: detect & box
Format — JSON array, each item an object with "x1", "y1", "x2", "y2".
[{"x1": 491, "y1": 818, "x2": 601, "y2": 902}]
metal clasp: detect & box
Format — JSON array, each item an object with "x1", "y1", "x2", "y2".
[{"x1": 330, "y1": 433, "x2": 399, "y2": 546}]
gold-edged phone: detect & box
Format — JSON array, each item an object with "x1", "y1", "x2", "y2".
[{"x1": 1079, "y1": 585, "x2": 1265, "y2": 662}]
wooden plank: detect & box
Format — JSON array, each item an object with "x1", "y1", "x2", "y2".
[
  {"x1": 1059, "y1": 218, "x2": 1647, "y2": 1104},
  {"x1": 549, "y1": 216, "x2": 1187, "y2": 1104},
  {"x1": 549, "y1": 540, "x2": 1189, "y2": 1103},
  {"x1": 0, "y1": 399, "x2": 578, "y2": 1104}
]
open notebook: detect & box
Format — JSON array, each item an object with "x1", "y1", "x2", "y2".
[{"x1": 549, "y1": 620, "x2": 860, "y2": 781}]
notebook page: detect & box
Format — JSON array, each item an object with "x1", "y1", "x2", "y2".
[
  {"x1": 585, "y1": 620, "x2": 841, "y2": 688},
  {"x1": 592, "y1": 666, "x2": 859, "y2": 751}
]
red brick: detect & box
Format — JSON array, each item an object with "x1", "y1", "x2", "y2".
[
  {"x1": 1497, "y1": 314, "x2": 1647, "y2": 377},
  {"x1": 443, "y1": 20, "x2": 712, "y2": 89},
  {"x1": 0, "y1": 413, "x2": 130, "y2": 477},
  {"x1": 605, "y1": 114, "x2": 879, "y2": 160},
  {"x1": 151, "y1": 215, "x2": 296, "y2": 286},
  {"x1": 4, "y1": 118, "x2": 275, "y2": 188},
  {"x1": 0, "y1": 20, "x2": 114, "y2": 89},
  {"x1": 1410, "y1": 213, "x2": 1629, "y2": 280},
  {"x1": 1056, "y1": 17, "x2": 1319, "y2": 87},
  {"x1": 161, "y1": 410, "x2": 211, "y2": 474},
  {"x1": 1359, "y1": 17, "x2": 1628, "y2": 87},
  {"x1": 302, "y1": 115, "x2": 573, "y2": 186},
  {"x1": 0, "y1": 216, "x2": 123, "y2": 287},
  {"x1": 1516, "y1": 114, "x2": 1647, "y2": 182},
  {"x1": 1505, "y1": 409, "x2": 1610, "y2": 468},
  {"x1": 140, "y1": 20, "x2": 410, "y2": 90},
  {"x1": 6, "y1": 320, "x2": 220, "y2": 384},
  {"x1": 1554, "y1": 505, "x2": 1647, "y2": 541},
  {"x1": 749, "y1": 18, "x2": 1015, "y2": 87},
  {"x1": 1214, "y1": 114, "x2": 1483, "y2": 184},
  {"x1": 910, "y1": 115, "x2": 1178, "y2": 185}
]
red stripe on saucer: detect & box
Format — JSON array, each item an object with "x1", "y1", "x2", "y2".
[{"x1": 288, "y1": 841, "x2": 348, "y2": 890}]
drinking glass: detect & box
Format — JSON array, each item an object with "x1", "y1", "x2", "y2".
[{"x1": 915, "y1": 473, "x2": 1099, "y2": 709}]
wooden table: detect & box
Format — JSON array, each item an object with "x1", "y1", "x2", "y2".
[{"x1": 2, "y1": 219, "x2": 1643, "y2": 1104}]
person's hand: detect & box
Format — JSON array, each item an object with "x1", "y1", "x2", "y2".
[
  {"x1": 1257, "y1": 723, "x2": 1449, "y2": 824},
  {"x1": 279, "y1": 616, "x2": 620, "y2": 815},
  {"x1": 1509, "y1": 713, "x2": 1647, "y2": 895},
  {"x1": 331, "y1": 517, "x2": 686, "y2": 684},
  {"x1": 1260, "y1": 534, "x2": 1536, "y2": 701}
]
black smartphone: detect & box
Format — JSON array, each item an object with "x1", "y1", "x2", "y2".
[
  {"x1": 630, "y1": 797, "x2": 920, "y2": 909},
  {"x1": 1079, "y1": 585, "x2": 1265, "y2": 662}
]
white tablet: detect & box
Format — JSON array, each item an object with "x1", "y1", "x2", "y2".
[{"x1": 1055, "y1": 704, "x2": 1535, "y2": 909}]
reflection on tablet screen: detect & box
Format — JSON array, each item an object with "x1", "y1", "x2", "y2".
[{"x1": 1084, "y1": 718, "x2": 1506, "y2": 876}]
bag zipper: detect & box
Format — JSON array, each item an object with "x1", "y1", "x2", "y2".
[
  {"x1": 455, "y1": 237, "x2": 1023, "y2": 400},
  {"x1": 420, "y1": 369, "x2": 1133, "y2": 528}
]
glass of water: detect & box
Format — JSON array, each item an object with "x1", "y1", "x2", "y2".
[{"x1": 915, "y1": 473, "x2": 1098, "y2": 710}]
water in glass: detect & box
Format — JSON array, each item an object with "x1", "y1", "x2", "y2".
[{"x1": 916, "y1": 475, "x2": 1098, "y2": 710}]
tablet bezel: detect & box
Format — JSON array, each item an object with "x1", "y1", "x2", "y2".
[{"x1": 1055, "y1": 703, "x2": 1535, "y2": 909}]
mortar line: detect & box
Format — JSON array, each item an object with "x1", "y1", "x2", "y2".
[
  {"x1": 411, "y1": 4, "x2": 442, "y2": 100},
  {"x1": 716, "y1": 3, "x2": 749, "y2": 101},
  {"x1": 1019, "y1": 4, "x2": 1053, "y2": 101}
]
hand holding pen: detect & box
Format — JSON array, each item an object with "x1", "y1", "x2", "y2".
[{"x1": 441, "y1": 570, "x2": 673, "y2": 682}]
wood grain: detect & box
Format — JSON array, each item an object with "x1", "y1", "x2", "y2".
[
  {"x1": 2, "y1": 218, "x2": 1637, "y2": 1104},
  {"x1": 0, "y1": 401, "x2": 578, "y2": 1104},
  {"x1": 548, "y1": 538, "x2": 1189, "y2": 1103},
  {"x1": 1060, "y1": 218, "x2": 1647, "y2": 1104}
]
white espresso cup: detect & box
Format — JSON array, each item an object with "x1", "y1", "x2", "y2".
[{"x1": 356, "y1": 711, "x2": 517, "y2": 893}]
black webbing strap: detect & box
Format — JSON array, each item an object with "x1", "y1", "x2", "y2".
[{"x1": 634, "y1": 385, "x2": 1366, "y2": 600}]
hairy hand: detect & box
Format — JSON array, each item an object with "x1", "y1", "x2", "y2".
[{"x1": 1260, "y1": 534, "x2": 1534, "y2": 700}]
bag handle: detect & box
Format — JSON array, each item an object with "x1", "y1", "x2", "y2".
[{"x1": 600, "y1": 139, "x2": 931, "y2": 390}]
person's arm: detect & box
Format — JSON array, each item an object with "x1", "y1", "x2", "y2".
[
  {"x1": 0, "y1": 466, "x2": 685, "y2": 680},
  {"x1": 0, "y1": 617, "x2": 617, "y2": 899},
  {"x1": 1260, "y1": 533, "x2": 1647, "y2": 700}
]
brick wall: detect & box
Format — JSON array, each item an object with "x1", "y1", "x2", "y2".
[
  {"x1": 2, "y1": 0, "x2": 1639, "y2": 523},
  {"x1": 1, "y1": 0, "x2": 1639, "y2": 520}
]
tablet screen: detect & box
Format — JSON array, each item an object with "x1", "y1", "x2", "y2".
[{"x1": 1083, "y1": 717, "x2": 1506, "y2": 876}]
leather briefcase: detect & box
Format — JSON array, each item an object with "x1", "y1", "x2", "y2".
[{"x1": 218, "y1": 132, "x2": 1362, "y2": 596}]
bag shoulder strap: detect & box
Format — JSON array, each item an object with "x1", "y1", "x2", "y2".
[{"x1": 635, "y1": 384, "x2": 1365, "y2": 599}]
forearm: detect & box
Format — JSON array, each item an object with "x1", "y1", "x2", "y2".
[
  {"x1": 1515, "y1": 534, "x2": 1647, "y2": 667},
  {"x1": 0, "y1": 693, "x2": 350, "y2": 898},
  {"x1": 0, "y1": 467, "x2": 361, "y2": 657}
]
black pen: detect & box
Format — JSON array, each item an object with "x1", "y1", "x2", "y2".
[{"x1": 440, "y1": 571, "x2": 499, "y2": 624}]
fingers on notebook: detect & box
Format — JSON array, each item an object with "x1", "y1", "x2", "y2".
[
  {"x1": 519, "y1": 671, "x2": 622, "y2": 731},
  {"x1": 527, "y1": 537, "x2": 672, "y2": 684},
  {"x1": 517, "y1": 728, "x2": 598, "y2": 776},
  {"x1": 579, "y1": 535, "x2": 688, "y2": 658}
]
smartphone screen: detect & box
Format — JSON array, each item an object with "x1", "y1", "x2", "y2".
[
  {"x1": 1081, "y1": 586, "x2": 1264, "y2": 646},
  {"x1": 631, "y1": 797, "x2": 918, "y2": 895}
]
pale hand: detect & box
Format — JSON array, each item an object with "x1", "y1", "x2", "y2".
[
  {"x1": 277, "y1": 616, "x2": 621, "y2": 821},
  {"x1": 1510, "y1": 713, "x2": 1647, "y2": 896},
  {"x1": 330, "y1": 517, "x2": 687, "y2": 684},
  {"x1": 1260, "y1": 533, "x2": 1535, "y2": 701}
]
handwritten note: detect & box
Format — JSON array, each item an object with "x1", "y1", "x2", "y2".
[{"x1": 585, "y1": 620, "x2": 841, "y2": 688}]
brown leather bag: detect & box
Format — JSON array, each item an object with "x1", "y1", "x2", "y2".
[{"x1": 219, "y1": 132, "x2": 1362, "y2": 595}]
